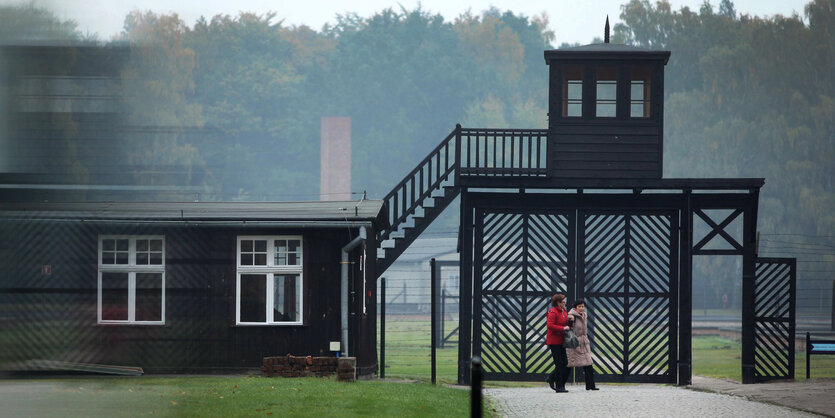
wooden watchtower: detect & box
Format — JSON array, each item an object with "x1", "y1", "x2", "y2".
[
  {"x1": 545, "y1": 30, "x2": 669, "y2": 179},
  {"x1": 375, "y1": 20, "x2": 794, "y2": 387}
]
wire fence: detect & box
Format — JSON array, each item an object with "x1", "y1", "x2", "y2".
[
  {"x1": 376, "y1": 313, "x2": 459, "y2": 382},
  {"x1": 377, "y1": 233, "x2": 835, "y2": 381},
  {"x1": 382, "y1": 232, "x2": 835, "y2": 325}
]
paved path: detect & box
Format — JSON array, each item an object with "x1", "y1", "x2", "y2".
[
  {"x1": 485, "y1": 381, "x2": 827, "y2": 417},
  {"x1": 689, "y1": 376, "x2": 835, "y2": 417}
]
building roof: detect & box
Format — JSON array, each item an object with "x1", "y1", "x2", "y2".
[
  {"x1": 0, "y1": 200, "x2": 387, "y2": 226},
  {"x1": 559, "y1": 43, "x2": 656, "y2": 52},
  {"x1": 544, "y1": 42, "x2": 671, "y2": 64}
]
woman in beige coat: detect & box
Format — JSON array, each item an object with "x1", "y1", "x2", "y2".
[{"x1": 567, "y1": 299, "x2": 598, "y2": 390}]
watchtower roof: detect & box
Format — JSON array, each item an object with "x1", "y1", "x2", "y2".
[{"x1": 544, "y1": 42, "x2": 671, "y2": 64}]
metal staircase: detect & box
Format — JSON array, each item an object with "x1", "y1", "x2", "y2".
[{"x1": 376, "y1": 125, "x2": 548, "y2": 276}]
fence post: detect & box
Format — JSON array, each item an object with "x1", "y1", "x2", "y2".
[
  {"x1": 380, "y1": 277, "x2": 386, "y2": 379},
  {"x1": 455, "y1": 123, "x2": 462, "y2": 184},
  {"x1": 471, "y1": 356, "x2": 482, "y2": 418},
  {"x1": 831, "y1": 281, "x2": 834, "y2": 332},
  {"x1": 431, "y1": 258, "x2": 437, "y2": 384},
  {"x1": 440, "y1": 287, "x2": 446, "y2": 349},
  {"x1": 806, "y1": 331, "x2": 811, "y2": 379}
]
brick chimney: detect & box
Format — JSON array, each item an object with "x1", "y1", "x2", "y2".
[{"x1": 320, "y1": 116, "x2": 351, "y2": 201}]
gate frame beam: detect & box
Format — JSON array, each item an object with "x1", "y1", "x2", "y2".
[
  {"x1": 456, "y1": 187, "x2": 765, "y2": 385},
  {"x1": 741, "y1": 189, "x2": 760, "y2": 383},
  {"x1": 678, "y1": 189, "x2": 693, "y2": 385},
  {"x1": 458, "y1": 188, "x2": 473, "y2": 385}
]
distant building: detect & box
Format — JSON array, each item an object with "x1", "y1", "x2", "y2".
[{"x1": 380, "y1": 237, "x2": 458, "y2": 314}]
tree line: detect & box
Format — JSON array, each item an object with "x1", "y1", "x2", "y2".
[{"x1": 2, "y1": 1, "x2": 833, "y2": 289}]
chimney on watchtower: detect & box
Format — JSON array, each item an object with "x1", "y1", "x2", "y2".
[{"x1": 320, "y1": 116, "x2": 352, "y2": 201}]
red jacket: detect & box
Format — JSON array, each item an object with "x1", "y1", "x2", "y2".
[{"x1": 546, "y1": 306, "x2": 569, "y2": 346}]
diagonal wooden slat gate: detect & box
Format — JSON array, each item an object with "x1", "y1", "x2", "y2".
[
  {"x1": 578, "y1": 211, "x2": 678, "y2": 383},
  {"x1": 752, "y1": 258, "x2": 796, "y2": 382},
  {"x1": 472, "y1": 207, "x2": 677, "y2": 383},
  {"x1": 473, "y1": 210, "x2": 575, "y2": 381}
]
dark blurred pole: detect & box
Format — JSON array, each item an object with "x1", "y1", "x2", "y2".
[
  {"x1": 471, "y1": 356, "x2": 482, "y2": 418},
  {"x1": 831, "y1": 281, "x2": 834, "y2": 332},
  {"x1": 431, "y1": 258, "x2": 437, "y2": 384},
  {"x1": 381, "y1": 277, "x2": 387, "y2": 379}
]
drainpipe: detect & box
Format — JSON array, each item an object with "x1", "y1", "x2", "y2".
[{"x1": 341, "y1": 226, "x2": 366, "y2": 357}]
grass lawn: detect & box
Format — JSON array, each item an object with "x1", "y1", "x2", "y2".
[
  {"x1": 1, "y1": 375, "x2": 476, "y2": 417},
  {"x1": 7, "y1": 317, "x2": 831, "y2": 417},
  {"x1": 380, "y1": 318, "x2": 460, "y2": 383},
  {"x1": 692, "y1": 335, "x2": 835, "y2": 381},
  {"x1": 380, "y1": 316, "x2": 835, "y2": 384}
]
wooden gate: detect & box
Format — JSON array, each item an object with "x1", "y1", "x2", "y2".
[
  {"x1": 752, "y1": 258, "x2": 796, "y2": 382},
  {"x1": 472, "y1": 206, "x2": 677, "y2": 383},
  {"x1": 473, "y1": 210, "x2": 575, "y2": 381},
  {"x1": 578, "y1": 211, "x2": 678, "y2": 383}
]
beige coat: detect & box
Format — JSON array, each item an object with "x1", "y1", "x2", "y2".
[{"x1": 566, "y1": 308, "x2": 593, "y2": 367}]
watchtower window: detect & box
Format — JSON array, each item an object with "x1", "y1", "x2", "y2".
[
  {"x1": 596, "y1": 67, "x2": 617, "y2": 117},
  {"x1": 562, "y1": 66, "x2": 583, "y2": 117},
  {"x1": 630, "y1": 67, "x2": 652, "y2": 118}
]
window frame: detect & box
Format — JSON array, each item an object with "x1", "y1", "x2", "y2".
[
  {"x1": 97, "y1": 235, "x2": 165, "y2": 325},
  {"x1": 595, "y1": 66, "x2": 618, "y2": 118},
  {"x1": 236, "y1": 235, "x2": 304, "y2": 326},
  {"x1": 560, "y1": 65, "x2": 584, "y2": 118},
  {"x1": 629, "y1": 66, "x2": 653, "y2": 118}
]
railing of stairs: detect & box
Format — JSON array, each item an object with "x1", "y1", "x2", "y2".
[
  {"x1": 378, "y1": 126, "x2": 459, "y2": 244},
  {"x1": 376, "y1": 125, "x2": 549, "y2": 275}
]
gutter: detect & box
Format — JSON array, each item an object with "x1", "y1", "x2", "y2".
[
  {"x1": 341, "y1": 226, "x2": 366, "y2": 358},
  {"x1": 0, "y1": 218, "x2": 375, "y2": 229}
]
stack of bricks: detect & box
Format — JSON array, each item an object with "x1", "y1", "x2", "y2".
[
  {"x1": 262, "y1": 355, "x2": 355, "y2": 381},
  {"x1": 337, "y1": 357, "x2": 356, "y2": 382}
]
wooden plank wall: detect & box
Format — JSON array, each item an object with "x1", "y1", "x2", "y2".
[
  {"x1": 0, "y1": 220, "x2": 377, "y2": 375},
  {"x1": 548, "y1": 123, "x2": 661, "y2": 179}
]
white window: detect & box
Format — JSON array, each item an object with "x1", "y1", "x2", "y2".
[
  {"x1": 596, "y1": 67, "x2": 618, "y2": 118},
  {"x1": 236, "y1": 236, "x2": 303, "y2": 325},
  {"x1": 562, "y1": 65, "x2": 583, "y2": 117},
  {"x1": 98, "y1": 236, "x2": 165, "y2": 324}
]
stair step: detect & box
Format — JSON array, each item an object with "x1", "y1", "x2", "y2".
[{"x1": 377, "y1": 179, "x2": 461, "y2": 275}]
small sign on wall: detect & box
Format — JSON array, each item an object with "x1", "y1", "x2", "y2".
[{"x1": 41, "y1": 265, "x2": 51, "y2": 275}]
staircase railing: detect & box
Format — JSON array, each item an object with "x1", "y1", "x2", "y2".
[
  {"x1": 459, "y1": 127, "x2": 548, "y2": 177},
  {"x1": 377, "y1": 125, "x2": 549, "y2": 275},
  {"x1": 379, "y1": 127, "x2": 458, "y2": 243}
]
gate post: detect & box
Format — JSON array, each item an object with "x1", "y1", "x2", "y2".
[
  {"x1": 458, "y1": 188, "x2": 473, "y2": 385},
  {"x1": 741, "y1": 194, "x2": 759, "y2": 384},
  {"x1": 678, "y1": 191, "x2": 693, "y2": 385}
]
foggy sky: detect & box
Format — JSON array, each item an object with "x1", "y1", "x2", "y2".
[{"x1": 6, "y1": 0, "x2": 812, "y2": 45}]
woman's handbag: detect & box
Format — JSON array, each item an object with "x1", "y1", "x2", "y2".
[{"x1": 563, "y1": 329, "x2": 579, "y2": 349}]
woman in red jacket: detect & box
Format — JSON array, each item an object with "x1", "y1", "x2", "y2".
[{"x1": 546, "y1": 293, "x2": 570, "y2": 393}]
